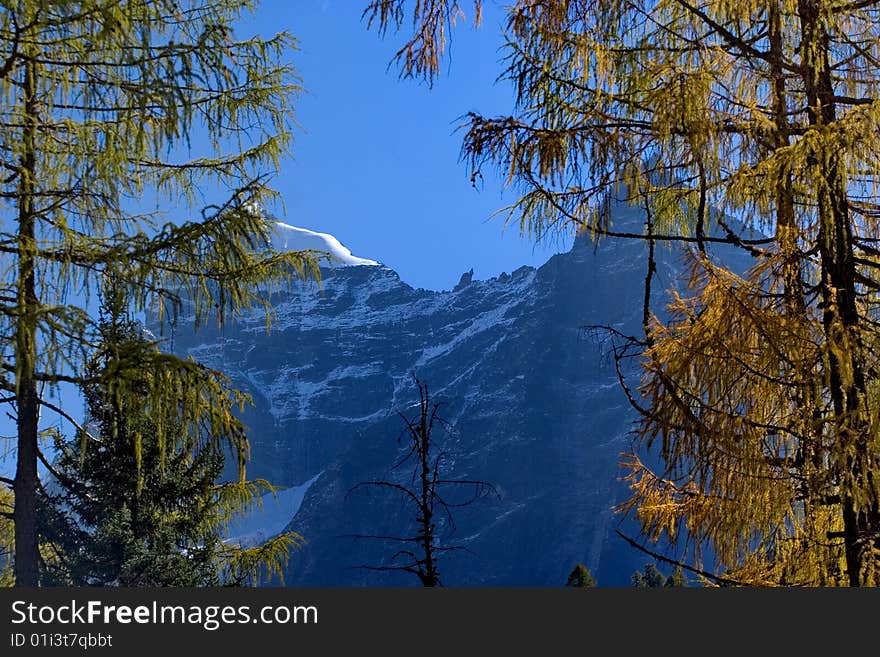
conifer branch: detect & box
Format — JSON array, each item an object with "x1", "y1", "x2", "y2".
[{"x1": 615, "y1": 530, "x2": 746, "y2": 587}]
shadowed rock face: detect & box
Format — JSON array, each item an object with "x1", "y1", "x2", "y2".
[{"x1": 159, "y1": 202, "x2": 750, "y2": 586}]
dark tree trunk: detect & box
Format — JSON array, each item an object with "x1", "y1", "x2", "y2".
[
  {"x1": 799, "y1": 0, "x2": 880, "y2": 586},
  {"x1": 14, "y1": 57, "x2": 40, "y2": 587}
]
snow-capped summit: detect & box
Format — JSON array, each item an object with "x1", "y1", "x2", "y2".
[
  {"x1": 161, "y1": 197, "x2": 758, "y2": 587},
  {"x1": 270, "y1": 221, "x2": 380, "y2": 267}
]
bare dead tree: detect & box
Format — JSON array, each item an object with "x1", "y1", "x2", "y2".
[{"x1": 348, "y1": 375, "x2": 496, "y2": 586}]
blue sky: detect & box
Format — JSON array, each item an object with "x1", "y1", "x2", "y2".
[
  {"x1": 1, "y1": 1, "x2": 574, "y2": 476},
  {"x1": 241, "y1": 0, "x2": 571, "y2": 291}
]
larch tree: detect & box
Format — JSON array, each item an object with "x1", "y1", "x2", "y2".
[
  {"x1": 0, "y1": 1, "x2": 316, "y2": 586},
  {"x1": 366, "y1": 0, "x2": 880, "y2": 586}
]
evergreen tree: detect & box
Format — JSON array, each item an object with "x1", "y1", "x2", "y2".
[
  {"x1": 566, "y1": 563, "x2": 596, "y2": 588},
  {"x1": 366, "y1": 0, "x2": 880, "y2": 586},
  {"x1": 631, "y1": 563, "x2": 669, "y2": 588},
  {"x1": 665, "y1": 566, "x2": 687, "y2": 588},
  {"x1": 41, "y1": 418, "x2": 227, "y2": 586},
  {"x1": 631, "y1": 563, "x2": 688, "y2": 587},
  {"x1": 39, "y1": 293, "x2": 302, "y2": 586},
  {"x1": 0, "y1": 0, "x2": 315, "y2": 585},
  {"x1": 631, "y1": 570, "x2": 646, "y2": 588}
]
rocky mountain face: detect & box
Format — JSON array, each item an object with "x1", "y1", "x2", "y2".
[{"x1": 159, "y1": 203, "x2": 741, "y2": 586}]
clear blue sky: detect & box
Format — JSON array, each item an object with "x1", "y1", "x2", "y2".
[
  {"x1": 241, "y1": 0, "x2": 571, "y2": 291},
  {"x1": 1, "y1": 1, "x2": 574, "y2": 477}
]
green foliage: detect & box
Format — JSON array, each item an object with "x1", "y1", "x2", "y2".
[
  {"x1": 565, "y1": 563, "x2": 596, "y2": 588},
  {"x1": 665, "y1": 566, "x2": 687, "y2": 588},
  {"x1": 41, "y1": 430, "x2": 226, "y2": 586},
  {"x1": 0, "y1": 488, "x2": 12, "y2": 587},
  {"x1": 38, "y1": 298, "x2": 302, "y2": 586},
  {"x1": 631, "y1": 563, "x2": 665, "y2": 588},
  {"x1": 217, "y1": 531, "x2": 301, "y2": 587},
  {"x1": 0, "y1": 0, "x2": 318, "y2": 585},
  {"x1": 631, "y1": 563, "x2": 687, "y2": 588}
]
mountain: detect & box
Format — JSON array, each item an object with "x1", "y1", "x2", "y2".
[{"x1": 157, "y1": 203, "x2": 748, "y2": 586}]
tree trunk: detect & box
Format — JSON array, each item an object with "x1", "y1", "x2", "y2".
[
  {"x1": 14, "y1": 56, "x2": 40, "y2": 587},
  {"x1": 798, "y1": 0, "x2": 880, "y2": 586},
  {"x1": 419, "y1": 418, "x2": 438, "y2": 587}
]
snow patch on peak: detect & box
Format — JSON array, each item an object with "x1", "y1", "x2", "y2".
[{"x1": 271, "y1": 221, "x2": 380, "y2": 267}]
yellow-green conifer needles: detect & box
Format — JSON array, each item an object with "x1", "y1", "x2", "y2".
[
  {"x1": 373, "y1": 0, "x2": 880, "y2": 585},
  {"x1": 0, "y1": 1, "x2": 316, "y2": 586}
]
